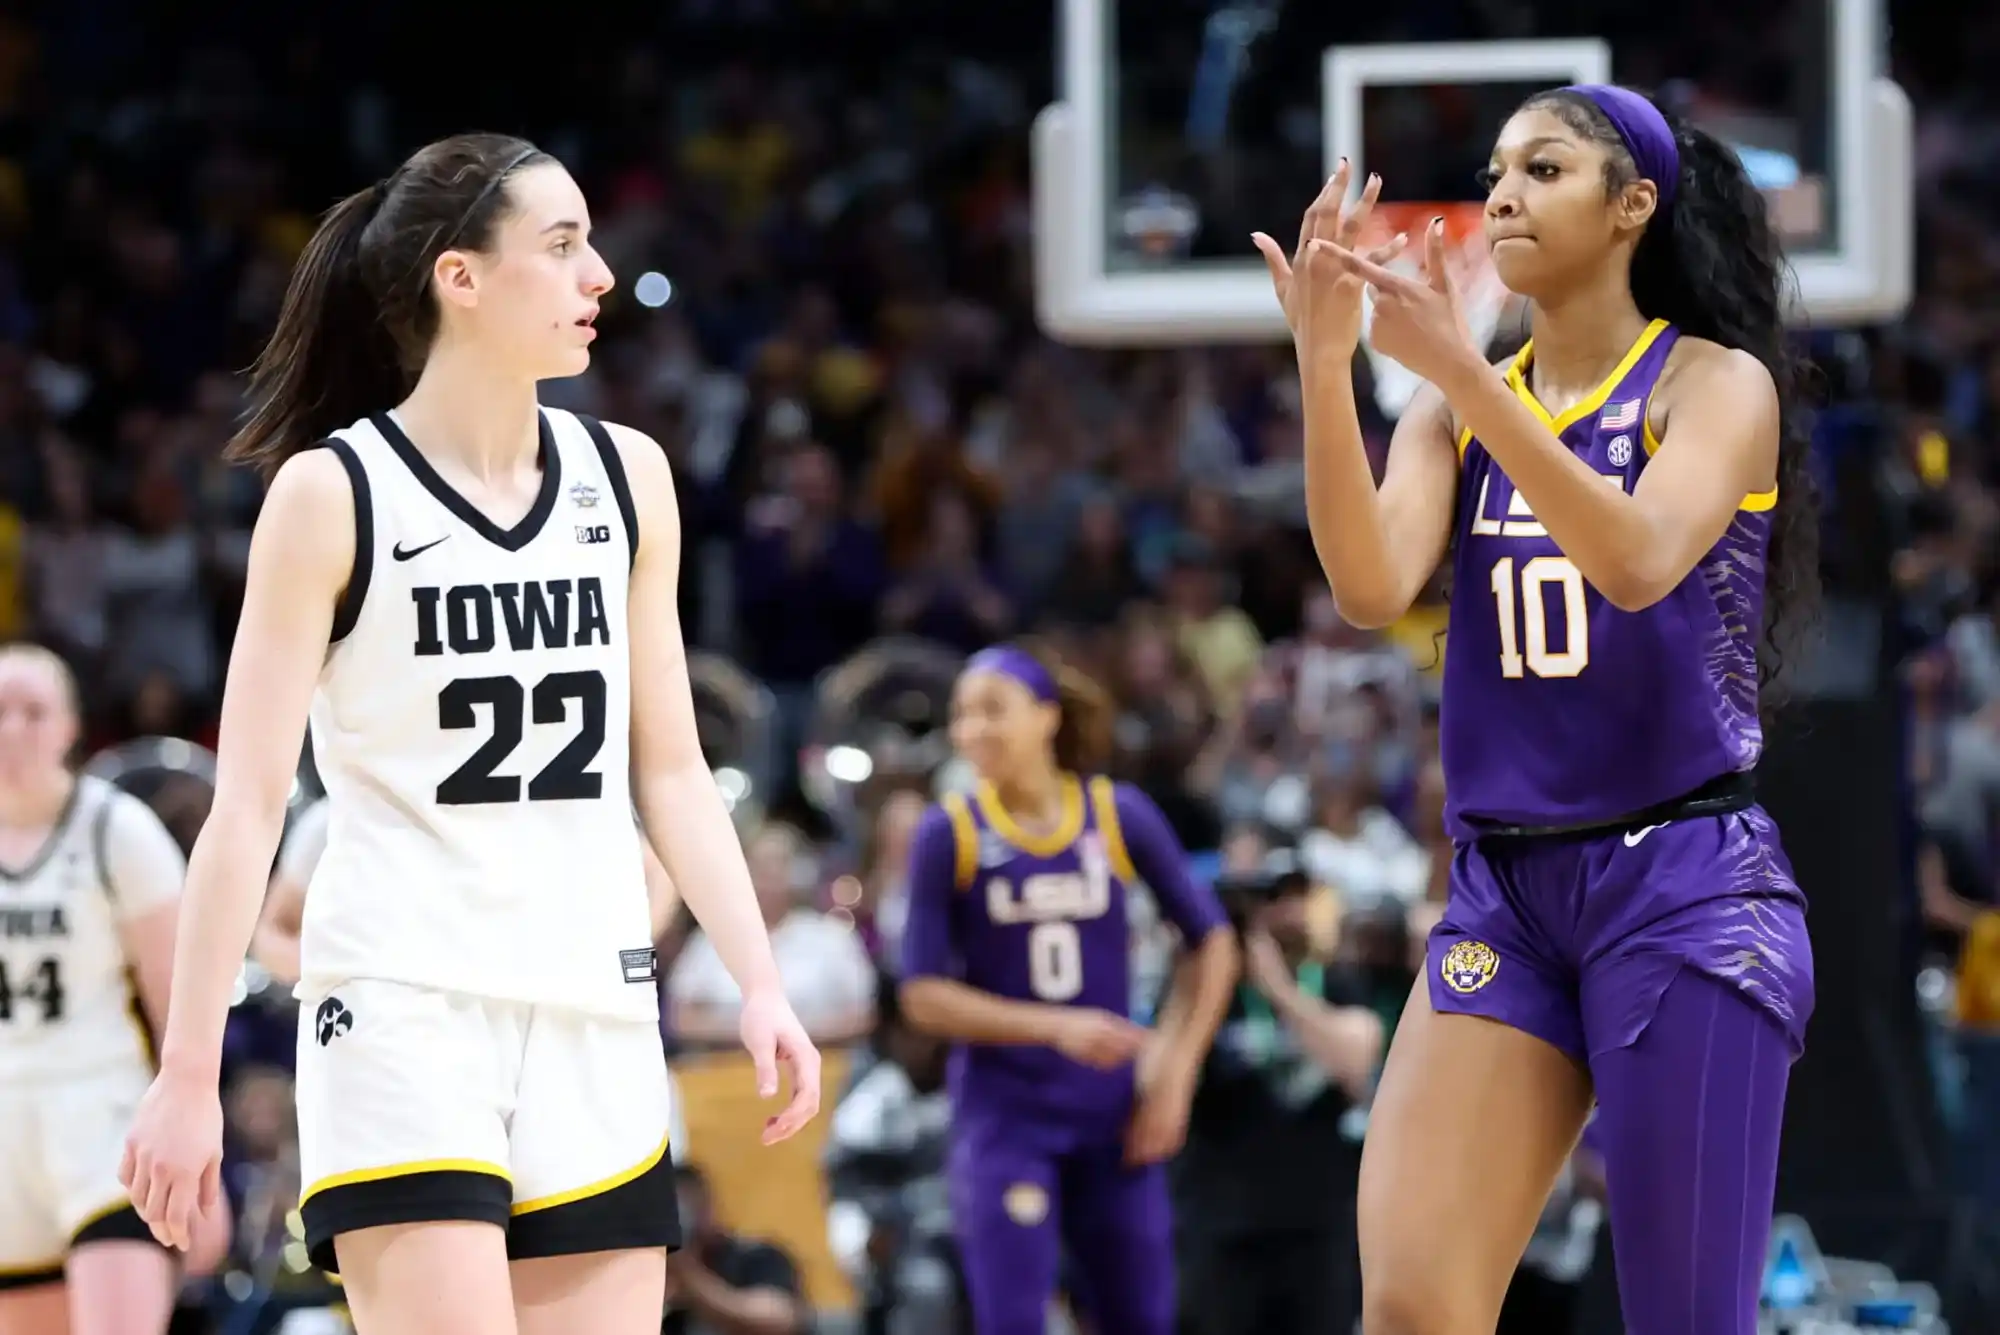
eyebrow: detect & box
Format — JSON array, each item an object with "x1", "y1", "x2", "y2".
[
  {"x1": 1494, "y1": 135, "x2": 1574, "y2": 158},
  {"x1": 540, "y1": 219, "x2": 585, "y2": 235}
]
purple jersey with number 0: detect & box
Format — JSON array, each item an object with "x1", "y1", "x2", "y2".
[
  {"x1": 900, "y1": 774, "x2": 1225, "y2": 1128},
  {"x1": 1442, "y1": 320, "x2": 1773, "y2": 837}
]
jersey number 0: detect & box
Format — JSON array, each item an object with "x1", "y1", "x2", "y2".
[{"x1": 437, "y1": 669, "x2": 607, "y2": 804}]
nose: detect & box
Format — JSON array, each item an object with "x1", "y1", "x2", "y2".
[{"x1": 582, "y1": 246, "x2": 614, "y2": 298}]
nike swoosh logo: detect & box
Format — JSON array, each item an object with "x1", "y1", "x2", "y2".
[
  {"x1": 1624, "y1": 823, "x2": 1667, "y2": 848},
  {"x1": 392, "y1": 537, "x2": 448, "y2": 562}
]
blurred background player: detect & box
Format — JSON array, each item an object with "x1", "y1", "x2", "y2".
[
  {"x1": 0, "y1": 643, "x2": 226, "y2": 1335},
  {"x1": 898, "y1": 644, "x2": 1238, "y2": 1335},
  {"x1": 1255, "y1": 86, "x2": 1816, "y2": 1333}
]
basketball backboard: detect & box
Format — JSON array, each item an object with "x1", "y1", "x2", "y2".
[{"x1": 1032, "y1": 0, "x2": 1912, "y2": 347}]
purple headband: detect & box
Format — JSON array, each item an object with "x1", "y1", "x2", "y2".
[
  {"x1": 1561, "y1": 84, "x2": 1679, "y2": 212},
  {"x1": 964, "y1": 646, "x2": 1058, "y2": 704}
]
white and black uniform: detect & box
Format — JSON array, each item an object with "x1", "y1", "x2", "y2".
[
  {"x1": 295, "y1": 408, "x2": 676, "y2": 1272},
  {"x1": 0, "y1": 777, "x2": 183, "y2": 1286}
]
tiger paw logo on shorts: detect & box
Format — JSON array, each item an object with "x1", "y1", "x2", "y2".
[
  {"x1": 314, "y1": 996, "x2": 355, "y2": 1047},
  {"x1": 1003, "y1": 1183, "x2": 1049, "y2": 1227},
  {"x1": 1441, "y1": 940, "x2": 1500, "y2": 994}
]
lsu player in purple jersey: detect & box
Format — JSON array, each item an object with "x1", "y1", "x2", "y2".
[
  {"x1": 899, "y1": 645, "x2": 1238, "y2": 1335},
  {"x1": 1251, "y1": 86, "x2": 1816, "y2": 1334}
]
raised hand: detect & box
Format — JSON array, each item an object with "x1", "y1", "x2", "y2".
[
  {"x1": 1313, "y1": 216, "x2": 1480, "y2": 388},
  {"x1": 1252, "y1": 161, "x2": 1404, "y2": 362}
]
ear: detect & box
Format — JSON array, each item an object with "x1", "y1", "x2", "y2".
[
  {"x1": 1618, "y1": 178, "x2": 1661, "y2": 232},
  {"x1": 431, "y1": 248, "x2": 481, "y2": 310}
]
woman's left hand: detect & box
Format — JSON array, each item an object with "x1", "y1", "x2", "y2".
[{"x1": 1314, "y1": 216, "x2": 1481, "y2": 389}]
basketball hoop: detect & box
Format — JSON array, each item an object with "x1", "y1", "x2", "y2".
[{"x1": 1353, "y1": 202, "x2": 1515, "y2": 418}]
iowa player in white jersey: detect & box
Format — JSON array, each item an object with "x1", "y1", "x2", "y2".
[
  {"x1": 250, "y1": 797, "x2": 682, "y2": 989},
  {"x1": 0, "y1": 645, "x2": 225, "y2": 1335},
  {"x1": 119, "y1": 134, "x2": 822, "y2": 1335}
]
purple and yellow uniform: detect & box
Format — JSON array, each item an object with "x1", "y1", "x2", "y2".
[
  {"x1": 901, "y1": 774, "x2": 1225, "y2": 1335},
  {"x1": 1433, "y1": 317, "x2": 1814, "y2": 1332}
]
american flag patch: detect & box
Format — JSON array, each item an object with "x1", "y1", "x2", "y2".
[{"x1": 1600, "y1": 400, "x2": 1642, "y2": 430}]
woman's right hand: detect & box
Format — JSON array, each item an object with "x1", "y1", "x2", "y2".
[
  {"x1": 119, "y1": 1065, "x2": 225, "y2": 1250},
  {"x1": 1251, "y1": 160, "x2": 1401, "y2": 363}
]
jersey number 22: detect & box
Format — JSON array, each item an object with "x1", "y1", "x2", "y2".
[{"x1": 437, "y1": 669, "x2": 606, "y2": 804}]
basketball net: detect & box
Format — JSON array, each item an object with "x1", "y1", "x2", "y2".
[{"x1": 1353, "y1": 203, "x2": 1514, "y2": 419}]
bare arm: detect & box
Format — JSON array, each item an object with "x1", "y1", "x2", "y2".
[
  {"x1": 1300, "y1": 369, "x2": 1461, "y2": 629},
  {"x1": 899, "y1": 977, "x2": 1069, "y2": 1045},
  {"x1": 1266, "y1": 984, "x2": 1384, "y2": 1098},
  {"x1": 103, "y1": 793, "x2": 190, "y2": 1039},
  {"x1": 250, "y1": 799, "x2": 327, "y2": 987},
  {"x1": 643, "y1": 834, "x2": 680, "y2": 944},
  {"x1": 248, "y1": 876, "x2": 306, "y2": 987},
  {"x1": 614, "y1": 424, "x2": 782, "y2": 1001},
  {"x1": 1435, "y1": 338, "x2": 1779, "y2": 612},
  {"x1": 158, "y1": 452, "x2": 353, "y2": 1082}
]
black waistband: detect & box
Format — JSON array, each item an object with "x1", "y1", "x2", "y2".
[{"x1": 1467, "y1": 770, "x2": 1757, "y2": 842}]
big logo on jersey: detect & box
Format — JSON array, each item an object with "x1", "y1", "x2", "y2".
[{"x1": 410, "y1": 578, "x2": 615, "y2": 807}]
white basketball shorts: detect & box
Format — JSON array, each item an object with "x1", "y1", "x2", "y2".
[
  {"x1": 294, "y1": 978, "x2": 679, "y2": 1274},
  {"x1": 0, "y1": 1061, "x2": 158, "y2": 1287}
]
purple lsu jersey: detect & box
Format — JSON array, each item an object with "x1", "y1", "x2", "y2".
[
  {"x1": 907, "y1": 775, "x2": 1153, "y2": 1125},
  {"x1": 1442, "y1": 320, "x2": 1774, "y2": 836}
]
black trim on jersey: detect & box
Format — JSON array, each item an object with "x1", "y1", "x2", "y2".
[
  {"x1": 91, "y1": 786, "x2": 115, "y2": 900},
  {"x1": 575, "y1": 413, "x2": 639, "y2": 570},
  {"x1": 302, "y1": 1169, "x2": 513, "y2": 1274},
  {"x1": 0, "y1": 777, "x2": 83, "y2": 881},
  {"x1": 73, "y1": 1205, "x2": 162, "y2": 1250},
  {"x1": 0, "y1": 1264, "x2": 62, "y2": 1291},
  {"x1": 320, "y1": 437, "x2": 373, "y2": 643},
  {"x1": 1469, "y1": 769, "x2": 1758, "y2": 841},
  {"x1": 506, "y1": 1147, "x2": 681, "y2": 1261},
  {"x1": 371, "y1": 408, "x2": 562, "y2": 553}
]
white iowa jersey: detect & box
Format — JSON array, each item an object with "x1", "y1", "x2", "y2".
[
  {"x1": 304, "y1": 408, "x2": 657, "y2": 1022},
  {"x1": 0, "y1": 776, "x2": 182, "y2": 1081}
]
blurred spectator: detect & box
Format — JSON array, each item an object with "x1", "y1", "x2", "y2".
[
  {"x1": 1175, "y1": 862, "x2": 1382, "y2": 1335},
  {"x1": 669, "y1": 822, "x2": 878, "y2": 1047},
  {"x1": 1296, "y1": 767, "x2": 1427, "y2": 915},
  {"x1": 824, "y1": 976, "x2": 958, "y2": 1335},
  {"x1": 878, "y1": 489, "x2": 1014, "y2": 653},
  {"x1": 665, "y1": 1163, "x2": 812, "y2": 1335},
  {"x1": 854, "y1": 788, "x2": 930, "y2": 970},
  {"x1": 101, "y1": 457, "x2": 214, "y2": 710},
  {"x1": 1161, "y1": 537, "x2": 1264, "y2": 709},
  {"x1": 27, "y1": 439, "x2": 114, "y2": 677}
]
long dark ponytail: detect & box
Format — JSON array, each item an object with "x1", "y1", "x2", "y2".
[
  {"x1": 1525, "y1": 90, "x2": 1820, "y2": 706},
  {"x1": 227, "y1": 133, "x2": 552, "y2": 477}
]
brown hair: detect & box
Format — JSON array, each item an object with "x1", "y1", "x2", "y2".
[
  {"x1": 1019, "y1": 640, "x2": 1115, "y2": 774},
  {"x1": 228, "y1": 133, "x2": 553, "y2": 476}
]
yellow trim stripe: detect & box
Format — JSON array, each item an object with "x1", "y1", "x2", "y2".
[
  {"x1": 0, "y1": 1256, "x2": 64, "y2": 1280},
  {"x1": 299, "y1": 1157, "x2": 511, "y2": 1210},
  {"x1": 1641, "y1": 397, "x2": 1780, "y2": 511},
  {"x1": 1455, "y1": 424, "x2": 1473, "y2": 461},
  {"x1": 1087, "y1": 777, "x2": 1138, "y2": 883},
  {"x1": 942, "y1": 792, "x2": 979, "y2": 891},
  {"x1": 69, "y1": 1196, "x2": 137, "y2": 1239},
  {"x1": 1506, "y1": 319, "x2": 1669, "y2": 434},
  {"x1": 974, "y1": 774, "x2": 1085, "y2": 857},
  {"x1": 511, "y1": 1132, "x2": 671, "y2": 1216}
]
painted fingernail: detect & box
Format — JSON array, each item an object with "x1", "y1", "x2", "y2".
[{"x1": 1433, "y1": 215, "x2": 1444, "y2": 229}]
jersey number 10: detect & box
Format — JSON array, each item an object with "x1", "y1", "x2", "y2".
[
  {"x1": 1490, "y1": 556, "x2": 1589, "y2": 679},
  {"x1": 437, "y1": 669, "x2": 607, "y2": 804}
]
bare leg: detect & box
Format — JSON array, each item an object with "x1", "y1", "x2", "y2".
[
  {"x1": 511, "y1": 1248, "x2": 667, "y2": 1335},
  {"x1": 1357, "y1": 979, "x2": 1594, "y2": 1334},
  {"x1": 65, "y1": 1242, "x2": 178, "y2": 1335},
  {"x1": 0, "y1": 1284, "x2": 70, "y2": 1335},
  {"x1": 334, "y1": 1221, "x2": 517, "y2": 1335}
]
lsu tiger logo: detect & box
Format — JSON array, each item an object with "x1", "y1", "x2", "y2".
[{"x1": 1440, "y1": 940, "x2": 1501, "y2": 994}]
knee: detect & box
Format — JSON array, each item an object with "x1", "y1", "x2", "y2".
[{"x1": 1360, "y1": 1268, "x2": 1480, "y2": 1335}]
